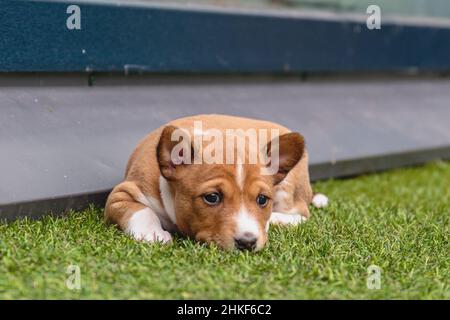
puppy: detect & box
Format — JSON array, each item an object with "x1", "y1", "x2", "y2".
[{"x1": 105, "y1": 114, "x2": 327, "y2": 251}]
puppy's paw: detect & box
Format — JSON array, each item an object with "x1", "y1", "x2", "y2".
[
  {"x1": 270, "y1": 212, "x2": 307, "y2": 226},
  {"x1": 144, "y1": 230, "x2": 173, "y2": 244},
  {"x1": 134, "y1": 229, "x2": 173, "y2": 244},
  {"x1": 125, "y1": 208, "x2": 173, "y2": 244},
  {"x1": 312, "y1": 193, "x2": 328, "y2": 208}
]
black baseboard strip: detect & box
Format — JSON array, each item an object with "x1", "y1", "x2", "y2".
[
  {"x1": 0, "y1": 190, "x2": 111, "y2": 222},
  {"x1": 310, "y1": 145, "x2": 450, "y2": 180}
]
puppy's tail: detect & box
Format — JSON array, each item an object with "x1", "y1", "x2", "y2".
[{"x1": 312, "y1": 193, "x2": 329, "y2": 208}]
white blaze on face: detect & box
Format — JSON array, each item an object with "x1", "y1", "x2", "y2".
[
  {"x1": 236, "y1": 163, "x2": 244, "y2": 190},
  {"x1": 234, "y1": 206, "x2": 261, "y2": 240},
  {"x1": 234, "y1": 150, "x2": 246, "y2": 191}
]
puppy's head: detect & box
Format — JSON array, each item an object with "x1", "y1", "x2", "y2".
[{"x1": 157, "y1": 125, "x2": 304, "y2": 251}]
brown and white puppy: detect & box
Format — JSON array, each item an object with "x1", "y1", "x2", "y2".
[{"x1": 105, "y1": 114, "x2": 327, "y2": 251}]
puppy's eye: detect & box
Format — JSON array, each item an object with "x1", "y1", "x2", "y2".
[
  {"x1": 203, "y1": 192, "x2": 222, "y2": 205},
  {"x1": 256, "y1": 194, "x2": 269, "y2": 207}
]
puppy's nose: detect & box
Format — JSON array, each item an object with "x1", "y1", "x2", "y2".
[{"x1": 234, "y1": 233, "x2": 257, "y2": 251}]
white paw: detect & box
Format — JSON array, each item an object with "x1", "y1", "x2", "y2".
[
  {"x1": 312, "y1": 193, "x2": 328, "y2": 208},
  {"x1": 270, "y1": 212, "x2": 307, "y2": 226},
  {"x1": 139, "y1": 229, "x2": 173, "y2": 244},
  {"x1": 125, "y1": 208, "x2": 173, "y2": 244}
]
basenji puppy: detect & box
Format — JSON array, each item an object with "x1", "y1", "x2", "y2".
[{"x1": 105, "y1": 114, "x2": 327, "y2": 251}]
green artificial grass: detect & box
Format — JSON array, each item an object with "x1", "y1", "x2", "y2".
[{"x1": 0, "y1": 161, "x2": 449, "y2": 299}]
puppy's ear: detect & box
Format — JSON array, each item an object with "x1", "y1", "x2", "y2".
[
  {"x1": 265, "y1": 132, "x2": 305, "y2": 185},
  {"x1": 157, "y1": 125, "x2": 194, "y2": 180}
]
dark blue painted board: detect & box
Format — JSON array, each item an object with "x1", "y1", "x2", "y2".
[{"x1": 1, "y1": 0, "x2": 450, "y2": 72}]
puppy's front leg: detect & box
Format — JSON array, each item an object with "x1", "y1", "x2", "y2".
[
  {"x1": 271, "y1": 182, "x2": 310, "y2": 226},
  {"x1": 125, "y1": 207, "x2": 172, "y2": 243},
  {"x1": 269, "y1": 211, "x2": 307, "y2": 226},
  {"x1": 270, "y1": 193, "x2": 329, "y2": 226},
  {"x1": 270, "y1": 200, "x2": 309, "y2": 226},
  {"x1": 105, "y1": 181, "x2": 172, "y2": 243}
]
